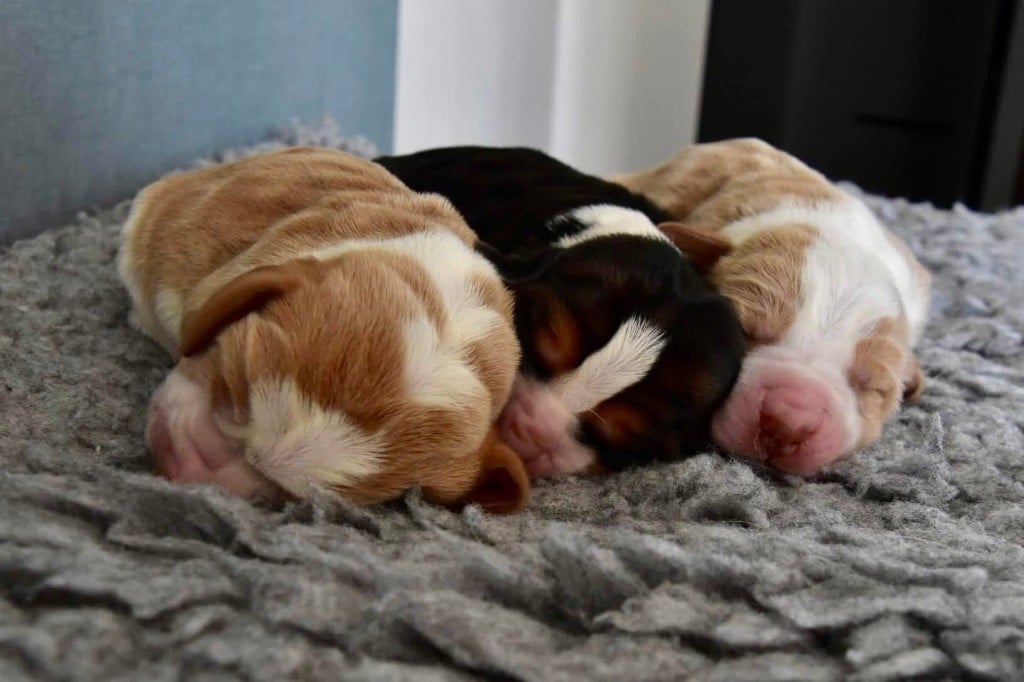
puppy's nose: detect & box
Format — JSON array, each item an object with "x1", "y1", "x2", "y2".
[{"x1": 757, "y1": 386, "x2": 827, "y2": 461}]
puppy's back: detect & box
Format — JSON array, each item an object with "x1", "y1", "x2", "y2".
[
  {"x1": 120, "y1": 147, "x2": 476, "y2": 352},
  {"x1": 377, "y1": 146, "x2": 673, "y2": 252},
  {"x1": 614, "y1": 138, "x2": 843, "y2": 229}
]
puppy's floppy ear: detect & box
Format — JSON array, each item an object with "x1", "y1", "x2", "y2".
[
  {"x1": 180, "y1": 261, "x2": 313, "y2": 357},
  {"x1": 902, "y1": 354, "x2": 925, "y2": 403},
  {"x1": 475, "y1": 241, "x2": 559, "y2": 284},
  {"x1": 447, "y1": 428, "x2": 530, "y2": 514},
  {"x1": 657, "y1": 222, "x2": 733, "y2": 272}
]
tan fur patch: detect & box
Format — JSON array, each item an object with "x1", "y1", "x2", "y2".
[
  {"x1": 614, "y1": 138, "x2": 843, "y2": 229},
  {"x1": 848, "y1": 317, "x2": 909, "y2": 447},
  {"x1": 585, "y1": 401, "x2": 650, "y2": 447},
  {"x1": 370, "y1": 250, "x2": 449, "y2": 331},
  {"x1": 464, "y1": 273, "x2": 519, "y2": 414},
  {"x1": 531, "y1": 293, "x2": 582, "y2": 375},
  {"x1": 464, "y1": 333, "x2": 519, "y2": 416},
  {"x1": 709, "y1": 225, "x2": 817, "y2": 342}
]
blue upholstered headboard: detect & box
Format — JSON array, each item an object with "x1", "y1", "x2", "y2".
[{"x1": 0, "y1": 0, "x2": 398, "y2": 243}]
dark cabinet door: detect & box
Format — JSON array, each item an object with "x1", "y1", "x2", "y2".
[{"x1": 699, "y1": 0, "x2": 1019, "y2": 208}]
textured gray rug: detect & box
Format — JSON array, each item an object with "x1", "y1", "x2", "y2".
[{"x1": 2, "y1": 120, "x2": 1024, "y2": 682}]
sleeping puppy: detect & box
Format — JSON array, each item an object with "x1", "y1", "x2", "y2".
[
  {"x1": 614, "y1": 138, "x2": 931, "y2": 476},
  {"x1": 118, "y1": 147, "x2": 529, "y2": 512},
  {"x1": 376, "y1": 147, "x2": 745, "y2": 478}
]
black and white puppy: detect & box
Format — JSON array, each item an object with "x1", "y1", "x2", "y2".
[{"x1": 376, "y1": 147, "x2": 744, "y2": 478}]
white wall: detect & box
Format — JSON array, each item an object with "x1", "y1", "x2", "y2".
[
  {"x1": 393, "y1": 0, "x2": 559, "y2": 153},
  {"x1": 550, "y1": 0, "x2": 711, "y2": 175},
  {"x1": 393, "y1": 0, "x2": 711, "y2": 175}
]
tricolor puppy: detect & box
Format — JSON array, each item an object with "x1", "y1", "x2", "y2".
[
  {"x1": 118, "y1": 147, "x2": 529, "y2": 512},
  {"x1": 614, "y1": 138, "x2": 931, "y2": 476},
  {"x1": 377, "y1": 147, "x2": 745, "y2": 478}
]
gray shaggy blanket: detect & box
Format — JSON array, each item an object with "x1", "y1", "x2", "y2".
[{"x1": 2, "y1": 120, "x2": 1023, "y2": 682}]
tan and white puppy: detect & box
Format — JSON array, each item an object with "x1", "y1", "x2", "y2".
[
  {"x1": 615, "y1": 138, "x2": 931, "y2": 476},
  {"x1": 119, "y1": 147, "x2": 529, "y2": 512}
]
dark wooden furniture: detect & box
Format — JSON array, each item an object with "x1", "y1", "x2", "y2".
[{"x1": 699, "y1": 0, "x2": 1024, "y2": 209}]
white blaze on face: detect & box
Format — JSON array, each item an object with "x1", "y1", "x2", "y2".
[
  {"x1": 551, "y1": 316, "x2": 666, "y2": 415},
  {"x1": 718, "y1": 198, "x2": 910, "y2": 361},
  {"x1": 554, "y1": 205, "x2": 671, "y2": 248}
]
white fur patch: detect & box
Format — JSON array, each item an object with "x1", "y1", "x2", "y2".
[
  {"x1": 555, "y1": 205, "x2": 670, "y2": 248},
  {"x1": 125, "y1": 286, "x2": 180, "y2": 355},
  {"x1": 390, "y1": 231, "x2": 506, "y2": 348},
  {"x1": 236, "y1": 378, "x2": 383, "y2": 496},
  {"x1": 305, "y1": 228, "x2": 497, "y2": 305},
  {"x1": 552, "y1": 317, "x2": 666, "y2": 414},
  {"x1": 402, "y1": 313, "x2": 488, "y2": 408},
  {"x1": 307, "y1": 229, "x2": 505, "y2": 408}
]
